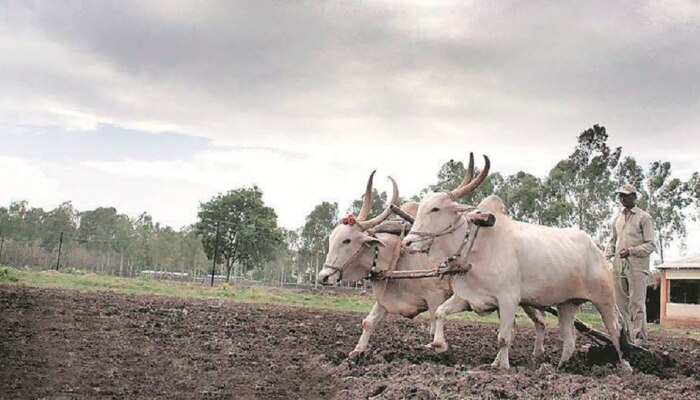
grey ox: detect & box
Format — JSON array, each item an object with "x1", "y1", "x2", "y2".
[
  {"x1": 317, "y1": 171, "x2": 547, "y2": 360},
  {"x1": 403, "y1": 154, "x2": 631, "y2": 372}
]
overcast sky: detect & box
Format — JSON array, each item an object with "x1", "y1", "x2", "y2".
[{"x1": 1, "y1": 1, "x2": 699, "y2": 257}]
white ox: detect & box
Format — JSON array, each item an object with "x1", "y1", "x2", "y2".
[
  {"x1": 403, "y1": 155, "x2": 631, "y2": 372},
  {"x1": 317, "y1": 171, "x2": 547, "y2": 359}
]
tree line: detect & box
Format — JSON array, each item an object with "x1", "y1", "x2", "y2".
[{"x1": 1, "y1": 125, "x2": 699, "y2": 283}]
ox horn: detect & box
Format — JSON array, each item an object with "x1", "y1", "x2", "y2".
[
  {"x1": 357, "y1": 176, "x2": 399, "y2": 231},
  {"x1": 357, "y1": 170, "x2": 376, "y2": 221},
  {"x1": 458, "y1": 152, "x2": 475, "y2": 187},
  {"x1": 449, "y1": 155, "x2": 490, "y2": 200}
]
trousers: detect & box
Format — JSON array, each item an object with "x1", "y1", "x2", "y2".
[{"x1": 614, "y1": 259, "x2": 648, "y2": 345}]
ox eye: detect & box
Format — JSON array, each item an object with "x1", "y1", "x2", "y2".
[
  {"x1": 431, "y1": 207, "x2": 440, "y2": 213},
  {"x1": 342, "y1": 238, "x2": 351, "y2": 244}
]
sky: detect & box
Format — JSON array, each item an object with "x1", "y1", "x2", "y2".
[{"x1": 1, "y1": 1, "x2": 699, "y2": 259}]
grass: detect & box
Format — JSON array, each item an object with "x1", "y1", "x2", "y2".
[
  {"x1": 0, "y1": 265, "x2": 593, "y2": 325},
  {"x1": 2, "y1": 265, "x2": 698, "y2": 337},
  {"x1": 0, "y1": 266, "x2": 376, "y2": 313}
]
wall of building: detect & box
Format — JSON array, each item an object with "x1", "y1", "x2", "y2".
[
  {"x1": 660, "y1": 268, "x2": 700, "y2": 328},
  {"x1": 666, "y1": 269, "x2": 700, "y2": 280}
]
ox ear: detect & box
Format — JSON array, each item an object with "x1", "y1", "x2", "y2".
[{"x1": 362, "y1": 235, "x2": 386, "y2": 248}]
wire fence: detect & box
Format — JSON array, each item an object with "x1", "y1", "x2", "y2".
[{"x1": 0, "y1": 230, "x2": 369, "y2": 293}]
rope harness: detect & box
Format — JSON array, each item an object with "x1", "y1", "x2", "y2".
[
  {"x1": 406, "y1": 215, "x2": 466, "y2": 256},
  {"x1": 324, "y1": 210, "x2": 483, "y2": 283},
  {"x1": 371, "y1": 214, "x2": 481, "y2": 281},
  {"x1": 322, "y1": 240, "x2": 379, "y2": 282}
]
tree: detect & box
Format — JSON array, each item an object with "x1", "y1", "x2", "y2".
[
  {"x1": 40, "y1": 202, "x2": 78, "y2": 268},
  {"x1": 300, "y1": 201, "x2": 339, "y2": 283},
  {"x1": 543, "y1": 125, "x2": 621, "y2": 241},
  {"x1": 300, "y1": 202, "x2": 338, "y2": 254},
  {"x1": 6, "y1": 200, "x2": 45, "y2": 242},
  {"x1": 615, "y1": 156, "x2": 645, "y2": 190},
  {"x1": 644, "y1": 161, "x2": 692, "y2": 263},
  {"x1": 690, "y1": 172, "x2": 700, "y2": 219},
  {"x1": 280, "y1": 228, "x2": 301, "y2": 281},
  {"x1": 178, "y1": 225, "x2": 208, "y2": 277},
  {"x1": 496, "y1": 171, "x2": 543, "y2": 224},
  {"x1": 538, "y1": 162, "x2": 576, "y2": 228},
  {"x1": 196, "y1": 186, "x2": 283, "y2": 282},
  {"x1": 77, "y1": 207, "x2": 129, "y2": 273}
]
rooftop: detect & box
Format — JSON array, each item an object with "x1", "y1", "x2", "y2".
[{"x1": 657, "y1": 254, "x2": 700, "y2": 270}]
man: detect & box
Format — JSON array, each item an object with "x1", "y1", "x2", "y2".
[{"x1": 605, "y1": 184, "x2": 656, "y2": 346}]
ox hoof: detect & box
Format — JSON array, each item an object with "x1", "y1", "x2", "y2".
[
  {"x1": 490, "y1": 359, "x2": 510, "y2": 371},
  {"x1": 532, "y1": 348, "x2": 545, "y2": 358},
  {"x1": 430, "y1": 341, "x2": 449, "y2": 353},
  {"x1": 348, "y1": 349, "x2": 365, "y2": 360},
  {"x1": 620, "y1": 360, "x2": 633, "y2": 375}
]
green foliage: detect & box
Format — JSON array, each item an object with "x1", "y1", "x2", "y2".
[
  {"x1": 349, "y1": 189, "x2": 388, "y2": 219},
  {"x1": 495, "y1": 171, "x2": 543, "y2": 224},
  {"x1": 688, "y1": 172, "x2": 700, "y2": 220},
  {"x1": 196, "y1": 186, "x2": 284, "y2": 278},
  {"x1": 543, "y1": 125, "x2": 621, "y2": 240},
  {"x1": 0, "y1": 266, "x2": 20, "y2": 282},
  {"x1": 0, "y1": 201, "x2": 208, "y2": 276},
  {"x1": 297, "y1": 201, "x2": 339, "y2": 282},
  {"x1": 615, "y1": 156, "x2": 645, "y2": 189},
  {"x1": 300, "y1": 201, "x2": 339, "y2": 255}
]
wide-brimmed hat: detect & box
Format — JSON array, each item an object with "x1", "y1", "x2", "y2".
[{"x1": 616, "y1": 184, "x2": 638, "y2": 195}]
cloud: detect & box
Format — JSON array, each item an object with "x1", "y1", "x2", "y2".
[
  {"x1": 2, "y1": 1, "x2": 699, "y2": 150},
  {"x1": 0, "y1": 123, "x2": 211, "y2": 162},
  {"x1": 0, "y1": 156, "x2": 63, "y2": 206}
]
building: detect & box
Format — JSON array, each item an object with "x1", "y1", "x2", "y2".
[{"x1": 657, "y1": 254, "x2": 700, "y2": 328}]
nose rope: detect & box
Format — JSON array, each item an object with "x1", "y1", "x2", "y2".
[{"x1": 323, "y1": 240, "x2": 380, "y2": 282}]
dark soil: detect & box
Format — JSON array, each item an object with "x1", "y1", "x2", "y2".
[{"x1": 1, "y1": 285, "x2": 699, "y2": 399}]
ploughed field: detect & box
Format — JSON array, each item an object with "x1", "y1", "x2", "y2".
[{"x1": 1, "y1": 285, "x2": 699, "y2": 399}]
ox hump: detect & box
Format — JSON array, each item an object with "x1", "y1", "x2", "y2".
[{"x1": 478, "y1": 195, "x2": 507, "y2": 215}]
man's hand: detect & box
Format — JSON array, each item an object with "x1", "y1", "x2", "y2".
[{"x1": 618, "y1": 248, "x2": 630, "y2": 258}]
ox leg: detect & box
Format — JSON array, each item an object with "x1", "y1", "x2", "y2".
[
  {"x1": 349, "y1": 302, "x2": 387, "y2": 359},
  {"x1": 592, "y1": 300, "x2": 633, "y2": 373},
  {"x1": 523, "y1": 306, "x2": 546, "y2": 358},
  {"x1": 430, "y1": 294, "x2": 469, "y2": 353},
  {"x1": 491, "y1": 302, "x2": 517, "y2": 371},
  {"x1": 556, "y1": 303, "x2": 579, "y2": 368}
]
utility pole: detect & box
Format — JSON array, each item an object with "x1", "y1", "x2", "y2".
[
  {"x1": 55, "y1": 232, "x2": 64, "y2": 271},
  {"x1": 210, "y1": 222, "x2": 221, "y2": 287}
]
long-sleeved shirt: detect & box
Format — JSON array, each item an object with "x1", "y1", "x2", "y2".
[{"x1": 605, "y1": 206, "x2": 656, "y2": 272}]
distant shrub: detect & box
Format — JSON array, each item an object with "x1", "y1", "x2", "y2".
[{"x1": 0, "y1": 266, "x2": 20, "y2": 282}]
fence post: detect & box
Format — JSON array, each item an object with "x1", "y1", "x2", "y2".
[
  {"x1": 314, "y1": 253, "x2": 319, "y2": 290},
  {"x1": 210, "y1": 222, "x2": 221, "y2": 287},
  {"x1": 0, "y1": 233, "x2": 4, "y2": 265},
  {"x1": 55, "y1": 232, "x2": 64, "y2": 271}
]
